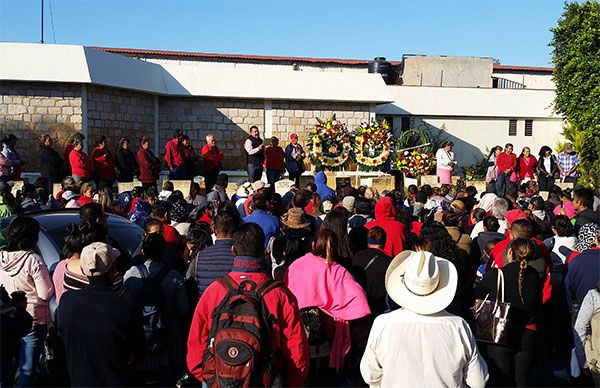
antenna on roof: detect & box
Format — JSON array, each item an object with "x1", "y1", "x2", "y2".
[{"x1": 40, "y1": 0, "x2": 44, "y2": 44}]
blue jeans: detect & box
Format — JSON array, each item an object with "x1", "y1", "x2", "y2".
[
  {"x1": 266, "y1": 169, "x2": 283, "y2": 185},
  {"x1": 496, "y1": 171, "x2": 508, "y2": 196},
  {"x1": 247, "y1": 164, "x2": 263, "y2": 183},
  {"x1": 18, "y1": 324, "x2": 47, "y2": 387}
]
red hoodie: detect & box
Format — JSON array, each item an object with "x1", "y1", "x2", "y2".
[
  {"x1": 92, "y1": 146, "x2": 117, "y2": 180},
  {"x1": 69, "y1": 148, "x2": 92, "y2": 179},
  {"x1": 365, "y1": 197, "x2": 406, "y2": 257}
]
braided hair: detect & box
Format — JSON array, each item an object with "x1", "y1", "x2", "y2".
[{"x1": 509, "y1": 238, "x2": 536, "y2": 301}]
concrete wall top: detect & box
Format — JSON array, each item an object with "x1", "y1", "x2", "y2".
[
  {"x1": 402, "y1": 56, "x2": 493, "y2": 88},
  {"x1": 378, "y1": 85, "x2": 562, "y2": 119},
  {"x1": 0, "y1": 42, "x2": 393, "y2": 103}
]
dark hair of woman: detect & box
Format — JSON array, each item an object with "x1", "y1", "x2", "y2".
[
  {"x1": 61, "y1": 221, "x2": 107, "y2": 259},
  {"x1": 6, "y1": 217, "x2": 40, "y2": 252},
  {"x1": 39, "y1": 134, "x2": 52, "y2": 149},
  {"x1": 118, "y1": 137, "x2": 130, "y2": 148},
  {"x1": 488, "y1": 145, "x2": 502, "y2": 159},
  {"x1": 188, "y1": 182, "x2": 201, "y2": 200},
  {"x1": 185, "y1": 228, "x2": 213, "y2": 258},
  {"x1": 417, "y1": 221, "x2": 459, "y2": 262},
  {"x1": 552, "y1": 215, "x2": 574, "y2": 237},
  {"x1": 96, "y1": 135, "x2": 107, "y2": 146},
  {"x1": 321, "y1": 207, "x2": 352, "y2": 261},
  {"x1": 140, "y1": 136, "x2": 150, "y2": 145},
  {"x1": 510, "y1": 238, "x2": 536, "y2": 301},
  {"x1": 311, "y1": 229, "x2": 341, "y2": 265},
  {"x1": 538, "y1": 145, "x2": 552, "y2": 158}
]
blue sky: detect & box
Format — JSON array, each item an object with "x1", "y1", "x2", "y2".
[{"x1": 0, "y1": 0, "x2": 565, "y2": 67}]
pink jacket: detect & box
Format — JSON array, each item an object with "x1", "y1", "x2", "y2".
[
  {"x1": 0, "y1": 152, "x2": 14, "y2": 177},
  {"x1": 284, "y1": 252, "x2": 370, "y2": 370},
  {"x1": 0, "y1": 249, "x2": 54, "y2": 325}
]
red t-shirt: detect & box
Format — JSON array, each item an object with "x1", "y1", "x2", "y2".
[
  {"x1": 496, "y1": 152, "x2": 517, "y2": 173},
  {"x1": 264, "y1": 145, "x2": 286, "y2": 170}
]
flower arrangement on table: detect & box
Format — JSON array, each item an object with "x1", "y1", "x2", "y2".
[
  {"x1": 396, "y1": 148, "x2": 436, "y2": 178},
  {"x1": 353, "y1": 119, "x2": 394, "y2": 171},
  {"x1": 307, "y1": 115, "x2": 353, "y2": 170}
]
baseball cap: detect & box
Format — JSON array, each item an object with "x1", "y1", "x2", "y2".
[
  {"x1": 342, "y1": 196, "x2": 356, "y2": 213},
  {"x1": 80, "y1": 242, "x2": 121, "y2": 277},
  {"x1": 290, "y1": 133, "x2": 298, "y2": 140}
]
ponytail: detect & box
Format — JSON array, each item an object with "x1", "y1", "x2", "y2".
[
  {"x1": 510, "y1": 238, "x2": 536, "y2": 302},
  {"x1": 518, "y1": 259, "x2": 528, "y2": 302}
]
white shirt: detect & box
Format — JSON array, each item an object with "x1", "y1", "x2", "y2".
[
  {"x1": 470, "y1": 219, "x2": 507, "y2": 239},
  {"x1": 543, "y1": 156, "x2": 551, "y2": 174},
  {"x1": 361, "y1": 308, "x2": 488, "y2": 388},
  {"x1": 436, "y1": 148, "x2": 456, "y2": 170}
]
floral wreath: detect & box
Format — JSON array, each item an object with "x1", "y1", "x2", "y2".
[
  {"x1": 396, "y1": 148, "x2": 436, "y2": 178},
  {"x1": 354, "y1": 119, "x2": 393, "y2": 171},
  {"x1": 308, "y1": 115, "x2": 353, "y2": 170}
]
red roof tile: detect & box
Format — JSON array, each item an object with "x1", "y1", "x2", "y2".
[{"x1": 493, "y1": 64, "x2": 555, "y2": 73}]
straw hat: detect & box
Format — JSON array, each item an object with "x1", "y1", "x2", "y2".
[
  {"x1": 281, "y1": 208, "x2": 311, "y2": 229},
  {"x1": 385, "y1": 250, "x2": 457, "y2": 315}
]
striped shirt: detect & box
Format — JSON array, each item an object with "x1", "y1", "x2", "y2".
[
  {"x1": 63, "y1": 264, "x2": 128, "y2": 299},
  {"x1": 557, "y1": 152, "x2": 579, "y2": 177}
]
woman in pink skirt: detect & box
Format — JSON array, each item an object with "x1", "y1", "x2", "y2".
[{"x1": 436, "y1": 141, "x2": 456, "y2": 185}]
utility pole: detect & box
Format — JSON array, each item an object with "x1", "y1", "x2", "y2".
[{"x1": 41, "y1": 0, "x2": 44, "y2": 44}]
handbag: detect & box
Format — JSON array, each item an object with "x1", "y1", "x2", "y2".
[
  {"x1": 509, "y1": 171, "x2": 518, "y2": 183},
  {"x1": 474, "y1": 269, "x2": 513, "y2": 345}
]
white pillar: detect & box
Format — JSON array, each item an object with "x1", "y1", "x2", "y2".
[
  {"x1": 369, "y1": 103, "x2": 376, "y2": 122},
  {"x1": 81, "y1": 84, "x2": 88, "y2": 152},
  {"x1": 264, "y1": 100, "x2": 273, "y2": 138}
]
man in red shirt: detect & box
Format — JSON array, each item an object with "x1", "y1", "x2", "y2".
[
  {"x1": 91, "y1": 136, "x2": 117, "y2": 189},
  {"x1": 187, "y1": 223, "x2": 309, "y2": 386},
  {"x1": 164, "y1": 130, "x2": 185, "y2": 180},
  {"x1": 264, "y1": 136, "x2": 286, "y2": 185},
  {"x1": 200, "y1": 134, "x2": 224, "y2": 193},
  {"x1": 495, "y1": 143, "x2": 517, "y2": 197}
]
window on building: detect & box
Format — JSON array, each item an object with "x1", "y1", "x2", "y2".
[
  {"x1": 508, "y1": 120, "x2": 517, "y2": 136},
  {"x1": 401, "y1": 116, "x2": 411, "y2": 132},
  {"x1": 525, "y1": 120, "x2": 533, "y2": 136}
]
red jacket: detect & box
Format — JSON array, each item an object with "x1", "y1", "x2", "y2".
[
  {"x1": 518, "y1": 155, "x2": 538, "y2": 180},
  {"x1": 136, "y1": 147, "x2": 160, "y2": 183},
  {"x1": 187, "y1": 271, "x2": 310, "y2": 386},
  {"x1": 491, "y1": 237, "x2": 552, "y2": 304},
  {"x1": 163, "y1": 223, "x2": 182, "y2": 247},
  {"x1": 77, "y1": 195, "x2": 94, "y2": 206},
  {"x1": 264, "y1": 145, "x2": 286, "y2": 170},
  {"x1": 201, "y1": 144, "x2": 224, "y2": 173},
  {"x1": 164, "y1": 139, "x2": 184, "y2": 169},
  {"x1": 496, "y1": 152, "x2": 517, "y2": 173},
  {"x1": 365, "y1": 197, "x2": 406, "y2": 257},
  {"x1": 69, "y1": 148, "x2": 92, "y2": 178},
  {"x1": 92, "y1": 147, "x2": 116, "y2": 180}
]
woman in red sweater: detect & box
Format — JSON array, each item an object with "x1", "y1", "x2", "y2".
[
  {"x1": 517, "y1": 147, "x2": 538, "y2": 183},
  {"x1": 264, "y1": 136, "x2": 286, "y2": 185},
  {"x1": 136, "y1": 136, "x2": 161, "y2": 189},
  {"x1": 495, "y1": 143, "x2": 517, "y2": 197},
  {"x1": 92, "y1": 136, "x2": 117, "y2": 189},
  {"x1": 69, "y1": 138, "x2": 92, "y2": 185}
]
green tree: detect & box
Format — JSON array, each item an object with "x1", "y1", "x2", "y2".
[{"x1": 550, "y1": 1, "x2": 600, "y2": 188}]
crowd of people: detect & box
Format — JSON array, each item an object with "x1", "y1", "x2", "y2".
[{"x1": 1, "y1": 129, "x2": 600, "y2": 387}]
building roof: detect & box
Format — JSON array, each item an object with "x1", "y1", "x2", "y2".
[
  {"x1": 94, "y1": 46, "x2": 554, "y2": 72},
  {"x1": 0, "y1": 42, "x2": 393, "y2": 103}
]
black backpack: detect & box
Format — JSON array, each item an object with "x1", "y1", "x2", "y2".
[
  {"x1": 136, "y1": 265, "x2": 171, "y2": 353},
  {"x1": 202, "y1": 276, "x2": 281, "y2": 388}
]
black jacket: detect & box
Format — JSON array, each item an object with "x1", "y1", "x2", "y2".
[
  {"x1": 39, "y1": 146, "x2": 63, "y2": 183},
  {"x1": 57, "y1": 276, "x2": 144, "y2": 386},
  {"x1": 575, "y1": 208, "x2": 600, "y2": 233},
  {"x1": 475, "y1": 262, "x2": 541, "y2": 347},
  {"x1": 116, "y1": 149, "x2": 138, "y2": 181},
  {"x1": 351, "y1": 248, "x2": 392, "y2": 315},
  {"x1": 537, "y1": 154, "x2": 558, "y2": 177}
]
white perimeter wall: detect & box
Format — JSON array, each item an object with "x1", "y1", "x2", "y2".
[
  {"x1": 492, "y1": 72, "x2": 555, "y2": 90},
  {"x1": 410, "y1": 117, "x2": 564, "y2": 167}
]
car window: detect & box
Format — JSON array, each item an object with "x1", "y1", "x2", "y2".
[{"x1": 44, "y1": 223, "x2": 143, "y2": 257}]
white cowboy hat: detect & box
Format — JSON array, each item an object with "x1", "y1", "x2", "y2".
[{"x1": 385, "y1": 250, "x2": 458, "y2": 315}]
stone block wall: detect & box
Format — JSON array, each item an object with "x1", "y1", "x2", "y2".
[
  {"x1": 271, "y1": 101, "x2": 370, "y2": 142},
  {"x1": 87, "y1": 85, "x2": 155, "y2": 149},
  {"x1": 159, "y1": 98, "x2": 265, "y2": 169},
  {"x1": 0, "y1": 81, "x2": 83, "y2": 172}
]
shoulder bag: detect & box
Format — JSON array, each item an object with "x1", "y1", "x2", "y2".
[{"x1": 474, "y1": 268, "x2": 513, "y2": 345}]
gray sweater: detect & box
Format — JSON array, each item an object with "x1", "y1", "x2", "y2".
[{"x1": 574, "y1": 289, "x2": 600, "y2": 368}]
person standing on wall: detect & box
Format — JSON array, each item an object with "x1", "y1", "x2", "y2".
[
  {"x1": 200, "y1": 134, "x2": 224, "y2": 193},
  {"x1": 63, "y1": 132, "x2": 85, "y2": 176},
  {"x1": 164, "y1": 130, "x2": 185, "y2": 180},
  {"x1": 285, "y1": 133, "x2": 305, "y2": 188},
  {"x1": 115, "y1": 137, "x2": 138, "y2": 183},
  {"x1": 264, "y1": 136, "x2": 286, "y2": 185},
  {"x1": 557, "y1": 142, "x2": 579, "y2": 184},
  {"x1": 69, "y1": 138, "x2": 93, "y2": 185},
  {"x1": 137, "y1": 136, "x2": 161, "y2": 190},
  {"x1": 181, "y1": 135, "x2": 198, "y2": 180},
  {"x1": 38, "y1": 134, "x2": 63, "y2": 185},
  {"x1": 92, "y1": 136, "x2": 117, "y2": 189},
  {"x1": 1, "y1": 134, "x2": 26, "y2": 181},
  {"x1": 244, "y1": 125, "x2": 265, "y2": 183},
  {"x1": 517, "y1": 147, "x2": 538, "y2": 184},
  {"x1": 495, "y1": 143, "x2": 517, "y2": 197},
  {"x1": 537, "y1": 146, "x2": 558, "y2": 192},
  {"x1": 435, "y1": 141, "x2": 456, "y2": 185}
]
